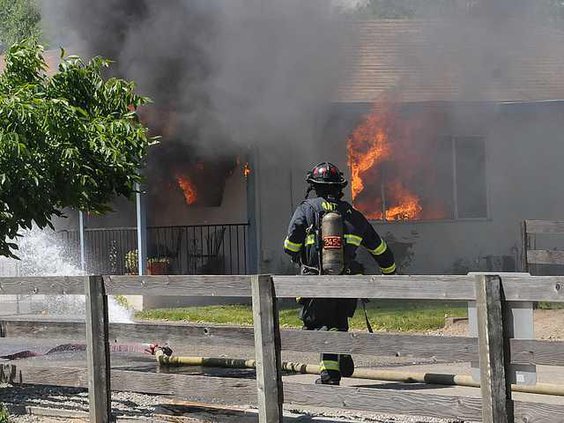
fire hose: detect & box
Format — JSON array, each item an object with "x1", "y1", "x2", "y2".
[
  {"x1": 0, "y1": 342, "x2": 154, "y2": 360},
  {"x1": 153, "y1": 348, "x2": 564, "y2": 397}
]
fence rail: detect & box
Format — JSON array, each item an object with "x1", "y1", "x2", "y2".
[
  {"x1": 2, "y1": 274, "x2": 564, "y2": 301},
  {"x1": 2, "y1": 319, "x2": 564, "y2": 366},
  {"x1": 522, "y1": 219, "x2": 564, "y2": 271},
  {"x1": 57, "y1": 223, "x2": 250, "y2": 275},
  {"x1": 2, "y1": 273, "x2": 564, "y2": 423}
]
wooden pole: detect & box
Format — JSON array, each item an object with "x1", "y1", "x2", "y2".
[
  {"x1": 475, "y1": 274, "x2": 514, "y2": 423},
  {"x1": 251, "y1": 274, "x2": 283, "y2": 423},
  {"x1": 85, "y1": 275, "x2": 111, "y2": 423}
]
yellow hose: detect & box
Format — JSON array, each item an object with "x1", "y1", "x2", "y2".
[{"x1": 154, "y1": 351, "x2": 564, "y2": 396}]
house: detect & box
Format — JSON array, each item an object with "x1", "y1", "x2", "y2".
[
  {"x1": 254, "y1": 19, "x2": 564, "y2": 276},
  {"x1": 7, "y1": 19, "x2": 564, "y2": 292}
]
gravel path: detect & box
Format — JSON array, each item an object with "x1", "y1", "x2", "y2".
[
  {"x1": 0, "y1": 383, "x2": 470, "y2": 423},
  {"x1": 0, "y1": 384, "x2": 166, "y2": 422},
  {"x1": 429, "y1": 308, "x2": 564, "y2": 339}
]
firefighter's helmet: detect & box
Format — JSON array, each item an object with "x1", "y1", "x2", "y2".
[{"x1": 306, "y1": 162, "x2": 348, "y2": 188}]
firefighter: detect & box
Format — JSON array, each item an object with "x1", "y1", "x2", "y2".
[{"x1": 283, "y1": 162, "x2": 396, "y2": 385}]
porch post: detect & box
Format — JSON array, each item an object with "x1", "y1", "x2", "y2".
[
  {"x1": 79, "y1": 211, "x2": 86, "y2": 272},
  {"x1": 135, "y1": 183, "x2": 147, "y2": 276}
]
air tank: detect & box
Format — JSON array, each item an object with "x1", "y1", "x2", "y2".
[{"x1": 321, "y1": 211, "x2": 344, "y2": 275}]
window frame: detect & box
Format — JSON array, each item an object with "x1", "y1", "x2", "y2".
[
  {"x1": 451, "y1": 135, "x2": 490, "y2": 220},
  {"x1": 358, "y1": 135, "x2": 490, "y2": 223}
]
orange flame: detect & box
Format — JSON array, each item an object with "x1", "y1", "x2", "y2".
[
  {"x1": 243, "y1": 162, "x2": 251, "y2": 179},
  {"x1": 347, "y1": 102, "x2": 423, "y2": 221},
  {"x1": 176, "y1": 175, "x2": 198, "y2": 206},
  {"x1": 384, "y1": 182, "x2": 422, "y2": 221},
  {"x1": 347, "y1": 105, "x2": 391, "y2": 202}
]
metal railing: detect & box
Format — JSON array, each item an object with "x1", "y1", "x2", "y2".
[{"x1": 57, "y1": 223, "x2": 250, "y2": 275}]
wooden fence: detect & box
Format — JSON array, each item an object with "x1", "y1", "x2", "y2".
[
  {"x1": 1, "y1": 273, "x2": 564, "y2": 423},
  {"x1": 522, "y1": 219, "x2": 564, "y2": 271}
]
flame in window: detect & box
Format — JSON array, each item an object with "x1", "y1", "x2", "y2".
[
  {"x1": 176, "y1": 174, "x2": 198, "y2": 206},
  {"x1": 347, "y1": 102, "x2": 423, "y2": 221}
]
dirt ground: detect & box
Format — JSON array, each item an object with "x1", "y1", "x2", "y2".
[
  {"x1": 529, "y1": 309, "x2": 564, "y2": 340},
  {"x1": 431, "y1": 308, "x2": 564, "y2": 339}
]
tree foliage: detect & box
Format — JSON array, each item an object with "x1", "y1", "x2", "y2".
[
  {"x1": 355, "y1": 0, "x2": 564, "y2": 20},
  {"x1": 0, "y1": 0, "x2": 40, "y2": 49},
  {"x1": 0, "y1": 40, "x2": 155, "y2": 257}
]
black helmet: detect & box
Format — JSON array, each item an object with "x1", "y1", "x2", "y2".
[{"x1": 306, "y1": 162, "x2": 348, "y2": 188}]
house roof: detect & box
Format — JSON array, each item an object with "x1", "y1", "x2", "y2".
[
  {"x1": 337, "y1": 19, "x2": 564, "y2": 103},
  {"x1": 4, "y1": 20, "x2": 564, "y2": 104}
]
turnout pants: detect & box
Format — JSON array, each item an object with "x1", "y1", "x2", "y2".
[{"x1": 299, "y1": 297, "x2": 356, "y2": 384}]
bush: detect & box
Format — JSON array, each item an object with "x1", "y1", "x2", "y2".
[
  {"x1": 124, "y1": 249, "x2": 139, "y2": 273},
  {"x1": 0, "y1": 402, "x2": 9, "y2": 423},
  {"x1": 113, "y1": 294, "x2": 131, "y2": 310}
]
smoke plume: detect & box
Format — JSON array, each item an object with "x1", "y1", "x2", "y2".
[{"x1": 40, "y1": 0, "x2": 356, "y2": 170}]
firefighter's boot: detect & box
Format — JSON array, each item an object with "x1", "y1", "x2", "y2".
[
  {"x1": 318, "y1": 353, "x2": 341, "y2": 385},
  {"x1": 339, "y1": 354, "x2": 354, "y2": 378}
]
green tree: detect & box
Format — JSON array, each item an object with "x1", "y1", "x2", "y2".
[
  {"x1": 0, "y1": 0, "x2": 40, "y2": 49},
  {"x1": 354, "y1": 0, "x2": 564, "y2": 20},
  {"x1": 0, "y1": 40, "x2": 156, "y2": 257},
  {"x1": 352, "y1": 0, "x2": 467, "y2": 19}
]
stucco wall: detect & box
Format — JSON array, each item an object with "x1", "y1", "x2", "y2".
[
  {"x1": 51, "y1": 101, "x2": 564, "y2": 281},
  {"x1": 257, "y1": 101, "x2": 564, "y2": 275}
]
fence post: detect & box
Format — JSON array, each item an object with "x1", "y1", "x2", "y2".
[
  {"x1": 251, "y1": 274, "x2": 283, "y2": 423},
  {"x1": 85, "y1": 275, "x2": 111, "y2": 423},
  {"x1": 475, "y1": 274, "x2": 513, "y2": 423},
  {"x1": 521, "y1": 221, "x2": 529, "y2": 273}
]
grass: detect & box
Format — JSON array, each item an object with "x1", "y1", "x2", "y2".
[
  {"x1": 135, "y1": 300, "x2": 468, "y2": 332},
  {"x1": 537, "y1": 302, "x2": 564, "y2": 310},
  {"x1": 0, "y1": 403, "x2": 8, "y2": 423}
]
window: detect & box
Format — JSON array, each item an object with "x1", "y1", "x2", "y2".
[
  {"x1": 453, "y1": 136, "x2": 487, "y2": 218},
  {"x1": 350, "y1": 135, "x2": 488, "y2": 221}
]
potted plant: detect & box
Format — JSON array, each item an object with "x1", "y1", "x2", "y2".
[
  {"x1": 147, "y1": 257, "x2": 171, "y2": 275},
  {"x1": 124, "y1": 249, "x2": 139, "y2": 274}
]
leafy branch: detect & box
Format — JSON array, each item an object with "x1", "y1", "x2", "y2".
[{"x1": 0, "y1": 39, "x2": 157, "y2": 257}]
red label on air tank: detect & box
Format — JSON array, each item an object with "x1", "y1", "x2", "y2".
[{"x1": 323, "y1": 236, "x2": 342, "y2": 249}]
